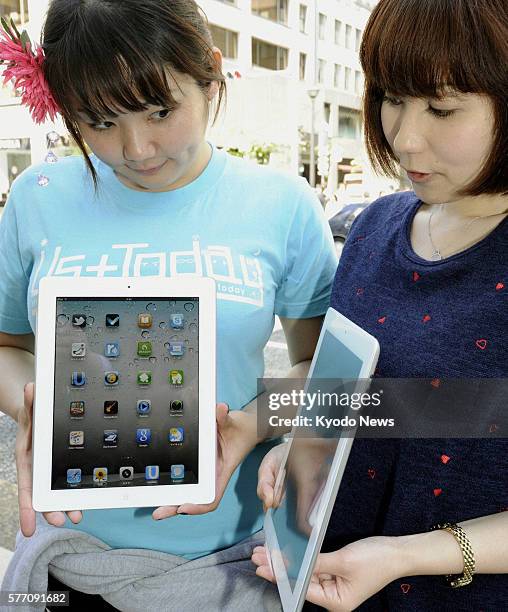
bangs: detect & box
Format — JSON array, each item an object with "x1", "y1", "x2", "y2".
[
  {"x1": 360, "y1": 0, "x2": 499, "y2": 99},
  {"x1": 45, "y1": 30, "x2": 179, "y2": 120},
  {"x1": 65, "y1": 56, "x2": 178, "y2": 121}
]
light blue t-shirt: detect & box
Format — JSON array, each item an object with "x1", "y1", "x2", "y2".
[{"x1": 0, "y1": 146, "x2": 337, "y2": 558}]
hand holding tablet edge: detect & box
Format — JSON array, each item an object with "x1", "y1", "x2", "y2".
[{"x1": 152, "y1": 404, "x2": 259, "y2": 520}]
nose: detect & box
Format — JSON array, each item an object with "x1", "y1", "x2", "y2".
[
  {"x1": 121, "y1": 126, "x2": 156, "y2": 163},
  {"x1": 391, "y1": 107, "x2": 427, "y2": 156}
]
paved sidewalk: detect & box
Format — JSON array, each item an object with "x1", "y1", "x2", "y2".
[
  {"x1": 0, "y1": 415, "x2": 19, "y2": 552},
  {"x1": 0, "y1": 546, "x2": 13, "y2": 582}
]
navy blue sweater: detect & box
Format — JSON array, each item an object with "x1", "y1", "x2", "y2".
[{"x1": 310, "y1": 193, "x2": 508, "y2": 611}]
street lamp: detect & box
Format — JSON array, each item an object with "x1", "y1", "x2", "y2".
[{"x1": 307, "y1": 88, "x2": 319, "y2": 188}]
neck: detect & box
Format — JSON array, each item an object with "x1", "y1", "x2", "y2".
[{"x1": 425, "y1": 193, "x2": 508, "y2": 219}]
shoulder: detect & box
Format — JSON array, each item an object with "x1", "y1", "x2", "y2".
[
  {"x1": 348, "y1": 191, "x2": 419, "y2": 240},
  {"x1": 9, "y1": 155, "x2": 90, "y2": 199},
  {"x1": 222, "y1": 152, "x2": 315, "y2": 205}
]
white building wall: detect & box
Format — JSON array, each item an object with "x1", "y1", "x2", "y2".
[{"x1": 0, "y1": 0, "x2": 377, "y2": 191}]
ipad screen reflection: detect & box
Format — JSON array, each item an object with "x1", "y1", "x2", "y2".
[{"x1": 271, "y1": 330, "x2": 364, "y2": 590}]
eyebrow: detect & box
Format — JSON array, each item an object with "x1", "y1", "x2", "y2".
[{"x1": 77, "y1": 110, "x2": 118, "y2": 120}]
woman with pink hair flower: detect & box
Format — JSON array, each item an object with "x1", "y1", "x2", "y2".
[{"x1": 0, "y1": 1, "x2": 337, "y2": 610}]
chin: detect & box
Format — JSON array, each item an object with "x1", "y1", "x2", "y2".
[{"x1": 412, "y1": 184, "x2": 450, "y2": 205}]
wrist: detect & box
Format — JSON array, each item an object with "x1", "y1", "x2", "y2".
[
  {"x1": 229, "y1": 409, "x2": 262, "y2": 448},
  {"x1": 396, "y1": 530, "x2": 464, "y2": 577}
]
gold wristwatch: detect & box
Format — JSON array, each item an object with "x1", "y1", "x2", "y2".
[{"x1": 431, "y1": 522, "x2": 476, "y2": 588}]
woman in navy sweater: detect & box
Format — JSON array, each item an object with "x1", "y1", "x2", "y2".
[{"x1": 253, "y1": 0, "x2": 508, "y2": 609}]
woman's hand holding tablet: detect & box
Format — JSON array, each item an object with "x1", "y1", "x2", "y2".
[
  {"x1": 252, "y1": 536, "x2": 403, "y2": 612},
  {"x1": 153, "y1": 406, "x2": 260, "y2": 519}
]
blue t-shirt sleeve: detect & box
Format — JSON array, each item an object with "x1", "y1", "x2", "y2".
[
  {"x1": 0, "y1": 190, "x2": 32, "y2": 334},
  {"x1": 274, "y1": 182, "x2": 338, "y2": 318}
]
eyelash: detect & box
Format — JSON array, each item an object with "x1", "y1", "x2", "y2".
[
  {"x1": 87, "y1": 108, "x2": 172, "y2": 131},
  {"x1": 382, "y1": 96, "x2": 455, "y2": 119}
]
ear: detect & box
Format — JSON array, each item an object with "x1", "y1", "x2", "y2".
[{"x1": 206, "y1": 46, "x2": 223, "y2": 101}]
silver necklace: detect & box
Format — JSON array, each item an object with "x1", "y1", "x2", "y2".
[{"x1": 427, "y1": 204, "x2": 483, "y2": 261}]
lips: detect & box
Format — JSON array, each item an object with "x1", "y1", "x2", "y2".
[
  {"x1": 128, "y1": 161, "x2": 166, "y2": 175},
  {"x1": 406, "y1": 169, "x2": 432, "y2": 183}
]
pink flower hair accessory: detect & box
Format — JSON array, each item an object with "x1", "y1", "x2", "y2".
[{"x1": 0, "y1": 17, "x2": 60, "y2": 124}]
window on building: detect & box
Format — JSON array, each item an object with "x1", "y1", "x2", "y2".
[
  {"x1": 344, "y1": 66, "x2": 351, "y2": 91},
  {"x1": 318, "y1": 59, "x2": 326, "y2": 84},
  {"x1": 299, "y1": 4, "x2": 307, "y2": 33},
  {"x1": 252, "y1": 38, "x2": 288, "y2": 70},
  {"x1": 324, "y1": 102, "x2": 331, "y2": 125},
  {"x1": 334, "y1": 64, "x2": 342, "y2": 89},
  {"x1": 252, "y1": 0, "x2": 288, "y2": 25},
  {"x1": 209, "y1": 24, "x2": 238, "y2": 59},
  {"x1": 345, "y1": 24, "x2": 353, "y2": 49},
  {"x1": 299, "y1": 52, "x2": 306, "y2": 80},
  {"x1": 0, "y1": 0, "x2": 29, "y2": 25},
  {"x1": 355, "y1": 28, "x2": 362, "y2": 52},
  {"x1": 355, "y1": 70, "x2": 363, "y2": 94},
  {"x1": 319, "y1": 13, "x2": 327, "y2": 40},
  {"x1": 338, "y1": 109, "x2": 359, "y2": 139},
  {"x1": 334, "y1": 20, "x2": 342, "y2": 45}
]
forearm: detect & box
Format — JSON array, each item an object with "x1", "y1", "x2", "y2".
[
  {"x1": 0, "y1": 347, "x2": 34, "y2": 422},
  {"x1": 397, "y1": 511, "x2": 508, "y2": 577}
]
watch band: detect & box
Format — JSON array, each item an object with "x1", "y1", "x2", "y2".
[{"x1": 431, "y1": 522, "x2": 476, "y2": 588}]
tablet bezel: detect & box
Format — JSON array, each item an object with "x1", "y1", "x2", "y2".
[
  {"x1": 263, "y1": 307, "x2": 380, "y2": 612},
  {"x1": 32, "y1": 276, "x2": 216, "y2": 511}
]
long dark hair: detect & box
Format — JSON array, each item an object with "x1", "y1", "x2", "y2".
[{"x1": 42, "y1": 0, "x2": 225, "y2": 188}]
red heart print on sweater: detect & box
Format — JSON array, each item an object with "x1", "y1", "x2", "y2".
[{"x1": 475, "y1": 339, "x2": 487, "y2": 350}]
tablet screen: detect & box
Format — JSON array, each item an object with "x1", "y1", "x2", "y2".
[
  {"x1": 270, "y1": 330, "x2": 364, "y2": 589},
  {"x1": 51, "y1": 297, "x2": 199, "y2": 490}
]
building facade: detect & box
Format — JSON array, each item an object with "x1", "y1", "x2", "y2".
[{"x1": 203, "y1": 0, "x2": 377, "y2": 188}]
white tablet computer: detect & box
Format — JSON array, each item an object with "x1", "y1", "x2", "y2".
[
  {"x1": 263, "y1": 307, "x2": 380, "y2": 612},
  {"x1": 32, "y1": 276, "x2": 216, "y2": 512}
]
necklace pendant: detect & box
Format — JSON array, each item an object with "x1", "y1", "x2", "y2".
[{"x1": 431, "y1": 250, "x2": 443, "y2": 261}]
